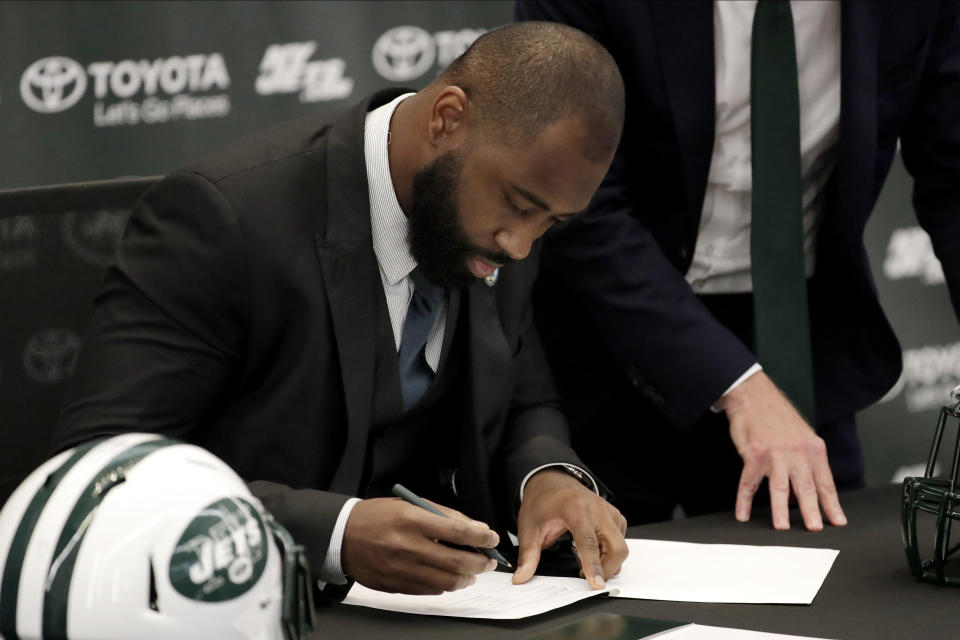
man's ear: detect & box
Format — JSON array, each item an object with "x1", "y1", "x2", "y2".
[{"x1": 428, "y1": 85, "x2": 471, "y2": 149}]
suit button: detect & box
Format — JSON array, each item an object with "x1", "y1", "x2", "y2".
[{"x1": 679, "y1": 245, "x2": 690, "y2": 261}]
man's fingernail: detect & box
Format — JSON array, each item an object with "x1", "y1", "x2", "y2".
[
  {"x1": 487, "y1": 559, "x2": 497, "y2": 571},
  {"x1": 775, "y1": 517, "x2": 789, "y2": 529},
  {"x1": 591, "y1": 575, "x2": 605, "y2": 589},
  {"x1": 488, "y1": 531, "x2": 500, "y2": 546}
]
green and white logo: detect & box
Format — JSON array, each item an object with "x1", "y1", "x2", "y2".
[{"x1": 169, "y1": 497, "x2": 268, "y2": 602}]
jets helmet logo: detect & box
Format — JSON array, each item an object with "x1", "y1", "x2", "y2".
[{"x1": 169, "y1": 497, "x2": 268, "y2": 602}]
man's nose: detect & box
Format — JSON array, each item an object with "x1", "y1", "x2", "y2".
[{"x1": 493, "y1": 224, "x2": 536, "y2": 261}]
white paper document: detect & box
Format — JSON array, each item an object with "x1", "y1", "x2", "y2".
[
  {"x1": 609, "y1": 539, "x2": 838, "y2": 604},
  {"x1": 343, "y1": 570, "x2": 614, "y2": 619},
  {"x1": 653, "y1": 623, "x2": 834, "y2": 639}
]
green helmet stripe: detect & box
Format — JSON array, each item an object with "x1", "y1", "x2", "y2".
[
  {"x1": 41, "y1": 437, "x2": 181, "y2": 639},
  {"x1": 0, "y1": 439, "x2": 102, "y2": 640}
]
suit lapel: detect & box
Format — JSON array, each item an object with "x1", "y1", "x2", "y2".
[
  {"x1": 317, "y1": 89, "x2": 409, "y2": 495},
  {"x1": 837, "y1": 2, "x2": 880, "y2": 219},
  {"x1": 458, "y1": 283, "x2": 511, "y2": 525},
  {"x1": 650, "y1": 0, "x2": 716, "y2": 232},
  {"x1": 435, "y1": 289, "x2": 461, "y2": 376}
]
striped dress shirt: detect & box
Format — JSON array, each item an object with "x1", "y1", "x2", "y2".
[{"x1": 365, "y1": 92, "x2": 446, "y2": 372}]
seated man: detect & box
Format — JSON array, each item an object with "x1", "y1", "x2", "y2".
[{"x1": 52, "y1": 22, "x2": 628, "y2": 599}]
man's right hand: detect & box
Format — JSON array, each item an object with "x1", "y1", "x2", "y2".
[
  {"x1": 341, "y1": 497, "x2": 500, "y2": 595},
  {"x1": 718, "y1": 371, "x2": 847, "y2": 531}
]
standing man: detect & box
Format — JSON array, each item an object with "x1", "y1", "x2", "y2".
[
  {"x1": 517, "y1": 1, "x2": 960, "y2": 530},
  {"x1": 53, "y1": 22, "x2": 629, "y2": 599}
]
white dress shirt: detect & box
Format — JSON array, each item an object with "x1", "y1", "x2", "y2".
[
  {"x1": 686, "y1": 0, "x2": 841, "y2": 294},
  {"x1": 367, "y1": 92, "x2": 447, "y2": 371}
]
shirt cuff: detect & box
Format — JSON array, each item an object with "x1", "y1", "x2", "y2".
[
  {"x1": 317, "y1": 497, "x2": 362, "y2": 587},
  {"x1": 710, "y1": 363, "x2": 763, "y2": 413},
  {"x1": 518, "y1": 463, "x2": 599, "y2": 503}
]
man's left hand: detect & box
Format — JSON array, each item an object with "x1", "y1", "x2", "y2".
[{"x1": 512, "y1": 469, "x2": 628, "y2": 589}]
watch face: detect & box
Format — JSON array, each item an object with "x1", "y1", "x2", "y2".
[
  {"x1": 561, "y1": 465, "x2": 589, "y2": 487},
  {"x1": 564, "y1": 465, "x2": 584, "y2": 479}
]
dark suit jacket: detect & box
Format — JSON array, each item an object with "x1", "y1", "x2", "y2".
[
  {"x1": 517, "y1": 0, "x2": 960, "y2": 426},
  {"x1": 53, "y1": 89, "x2": 588, "y2": 574}
]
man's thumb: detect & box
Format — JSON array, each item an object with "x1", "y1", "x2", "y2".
[{"x1": 512, "y1": 537, "x2": 541, "y2": 584}]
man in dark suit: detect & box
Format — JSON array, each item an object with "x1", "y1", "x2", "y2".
[
  {"x1": 53, "y1": 22, "x2": 629, "y2": 598},
  {"x1": 516, "y1": 1, "x2": 960, "y2": 530}
]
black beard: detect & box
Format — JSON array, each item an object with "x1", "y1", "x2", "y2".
[{"x1": 407, "y1": 149, "x2": 510, "y2": 289}]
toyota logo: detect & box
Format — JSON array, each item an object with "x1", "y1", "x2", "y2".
[
  {"x1": 20, "y1": 56, "x2": 87, "y2": 113},
  {"x1": 372, "y1": 26, "x2": 436, "y2": 82},
  {"x1": 22, "y1": 329, "x2": 81, "y2": 384}
]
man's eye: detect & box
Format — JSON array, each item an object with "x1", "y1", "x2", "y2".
[{"x1": 506, "y1": 194, "x2": 529, "y2": 216}]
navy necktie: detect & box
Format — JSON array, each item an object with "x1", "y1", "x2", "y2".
[
  {"x1": 398, "y1": 268, "x2": 443, "y2": 411},
  {"x1": 751, "y1": 0, "x2": 816, "y2": 422}
]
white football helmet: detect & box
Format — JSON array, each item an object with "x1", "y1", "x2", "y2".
[{"x1": 0, "y1": 433, "x2": 315, "y2": 640}]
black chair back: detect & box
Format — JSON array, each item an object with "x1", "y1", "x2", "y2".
[{"x1": 0, "y1": 177, "x2": 160, "y2": 507}]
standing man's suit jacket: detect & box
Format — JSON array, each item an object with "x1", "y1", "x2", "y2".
[
  {"x1": 53, "y1": 89, "x2": 587, "y2": 572},
  {"x1": 517, "y1": 0, "x2": 960, "y2": 427}
]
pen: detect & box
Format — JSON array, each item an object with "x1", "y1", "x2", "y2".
[{"x1": 391, "y1": 483, "x2": 513, "y2": 568}]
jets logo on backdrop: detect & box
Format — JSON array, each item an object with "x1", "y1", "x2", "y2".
[
  {"x1": 20, "y1": 56, "x2": 88, "y2": 113},
  {"x1": 19, "y1": 52, "x2": 232, "y2": 127},
  {"x1": 884, "y1": 226, "x2": 945, "y2": 285},
  {"x1": 22, "y1": 329, "x2": 81, "y2": 384},
  {"x1": 169, "y1": 497, "x2": 268, "y2": 601},
  {"x1": 256, "y1": 42, "x2": 354, "y2": 103},
  {"x1": 372, "y1": 26, "x2": 485, "y2": 82}
]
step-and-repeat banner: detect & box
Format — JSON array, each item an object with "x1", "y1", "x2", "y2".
[
  {"x1": 0, "y1": 1, "x2": 956, "y2": 502},
  {"x1": 1, "y1": 0, "x2": 507, "y2": 188}
]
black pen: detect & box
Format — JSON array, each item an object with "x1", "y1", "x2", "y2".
[{"x1": 391, "y1": 483, "x2": 513, "y2": 568}]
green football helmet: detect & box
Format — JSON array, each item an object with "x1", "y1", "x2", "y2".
[{"x1": 902, "y1": 385, "x2": 960, "y2": 586}]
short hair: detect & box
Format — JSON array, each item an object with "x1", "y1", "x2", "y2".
[{"x1": 437, "y1": 21, "x2": 625, "y2": 163}]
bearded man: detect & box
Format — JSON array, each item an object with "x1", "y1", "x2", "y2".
[{"x1": 52, "y1": 22, "x2": 628, "y2": 602}]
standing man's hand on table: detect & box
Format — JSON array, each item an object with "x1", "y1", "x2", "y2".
[
  {"x1": 341, "y1": 498, "x2": 499, "y2": 595},
  {"x1": 717, "y1": 371, "x2": 847, "y2": 532},
  {"x1": 513, "y1": 469, "x2": 628, "y2": 589}
]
